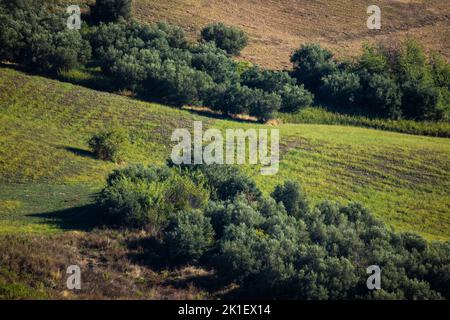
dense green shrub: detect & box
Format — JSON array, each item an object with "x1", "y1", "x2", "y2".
[
  {"x1": 291, "y1": 43, "x2": 337, "y2": 94},
  {"x1": 98, "y1": 165, "x2": 209, "y2": 228},
  {"x1": 164, "y1": 165, "x2": 450, "y2": 299},
  {"x1": 240, "y1": 66, "x2": 313, "y2": 113},
  {"x1": 209, "y1": 83, "x2": 256, "y2": 115},
  {"x1": 430, "y1": 52, "x2": 450, "y2": 89},
  {"x1": 198, "y1": 165, "x2": 262, "y2": 201},
  {"x1": 397, "y1": 39, "x2": 431, "y2": 83},
  {"x1": 156, "y1": 21, "x2": 189, "y2": 49},
  {"x1": 88, "y1": 21, "x2": 218, "y2": 107},
  {"x1": 191, "y1": 43, "x2": 240, "y2": 83},
  {"x1": 320, "y1": 71, "x2": 361, "y2": 107},
  {"x1": 248, "y1": 90, "x2": 282, "y2": 122},
  {"x1": 0, "y1": 0, "x2": 91, "y2": 74},
  {"x1": 401, "y1": 80, "x2": 443, "y2": 120},
  {"x1": 211, "y1": 193, "x2": 450, "y2": 299},
  {"x1": 207, "y1": 82, "x2": 283, "y2": 121},
  {"x1": 88, "y1": 124, "x2": 129, "y2": 162},
  {"x1": 278, "y1": 84, "x2": 314, "y2": 112},
  {"x1": 95, "y1": 162, "x2": 450, "y2": 299},
  {"x1": 356, "y1": 43, "x2": 389, "y2": 74},
  {"x1": 395, "y1": 40, "x2": 446, "y2": 120},
  {"x1": 363, "y1": 73, "x2": 403, "y2": 119},
  {"x1": 271, "y1": 181, "x2": 308, "y2": 219},
  {"x1": 212, "y1": 197, "x2": 310, "y2": 292},
  {"x1": 109, "y1": 49, "x2": 161, "y2": 91},
  {"x1": 241, "y1": 67, "x2": 296, "y2": 92},
  {"x1": 150, "y1": 60, "x2": 214, "y2": 107},
  {"x1": 201, "y1": 23, "x2": 248, "y2": 56},
  {"x1": 164, "y1": 209, "x2": 214, "y2": 264},
  {"x1": 90, "y1": 0, "x2": 132, "y2": 24},
  {"x1": 290, "y1": 41, "x2": 450, "y2": 121},
  {"x1": 168, "y1": 163, "x2": 263, "y2": 202},
  {"x1": 88, "y1": 20, "x2": 189, "y2": 70},
  {"x1": 204, "y1": 195, "x2": 265, "y2": 239}
]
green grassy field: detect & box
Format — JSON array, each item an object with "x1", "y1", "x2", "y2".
[{"x1": 1, "y1": 67, "x2": 449, "y2": 240}]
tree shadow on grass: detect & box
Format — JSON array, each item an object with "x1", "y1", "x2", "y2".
[
  {"x1": 162, "y1": 269, "x2": 231, "y2": 296},
  {"x1": 126, "y1": 236, "x2": 172, "y2": 272},
  {"x1": 184, "y1": 106, "x2": 262, "y2": 124},
  {"x1": 27, "y1": 204, "x2": 100, "y2": 232},
  {"x1": 60, "y1": 146, "x2": 96, "y2": 159},
  {"x1": 126, "y1": 236, "x2": 231, "y2": 294}
]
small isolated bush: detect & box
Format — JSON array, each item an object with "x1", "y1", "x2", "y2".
[
  {"x1": 164, "y1": 209, "x2": 214, "y2": 264},
  {"x1": 271, "y1": 180, "x2": 308, "y2": 219},
  {"x1": 90, "y1": 0, "x2": 132, "y2": 24},
  {"x1": 98, "y1": 165, "x2": 209, "y2": 228},
  {"x1": 88, "y1": 124, "x2": 129, "y2": 162},
  {"x1": 201, "y1": 23, "x2": 248, "y2": 56}
]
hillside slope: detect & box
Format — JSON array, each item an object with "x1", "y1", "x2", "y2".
[
  {"x1": 132, "y1": 0, "x2": 450, "y2": 69},
  {"x1": 0, "y1": 67, "x2": 449, "y2": 240}
]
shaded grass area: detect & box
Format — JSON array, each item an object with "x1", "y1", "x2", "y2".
[
  {"x1": 0, "y1": 184, "x2": 98, "y2": 235},
  {"x1": 279, "y1": 107, "x2": 450, "y2": 137},
  {"x1": 0, "y1": 67, "x2": 449, "y2": 240}
]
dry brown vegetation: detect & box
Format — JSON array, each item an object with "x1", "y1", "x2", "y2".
[
  {"x1": 132, "y1": 0, "x2": 449, "y2": 69},
  {"x1": 0, "y1": 231, "x2": 223, "y2": 299}
]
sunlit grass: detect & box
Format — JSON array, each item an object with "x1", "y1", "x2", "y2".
[{"x1": 0, "y1": 67, "x2": 449, "y2": 240}]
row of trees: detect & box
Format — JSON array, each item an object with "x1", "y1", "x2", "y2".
[
  {"x1": 1, "y1": 0, "x2": 448, "y2": 121},
  {"x1": 87, "y1": 18, "x2": 313, "y2": 121},
  {"x1": 0, "y1": 0, "x2": 91, "y2": 73},
  {"x1": 0, "y1": 0, "x2": 313, "y2": 122},
  {"x1": 97, "y1": 162, "x2": 450, "y2": 299},
  {"x1": 291, "y1": 42, "x2": 450, "y2": 121}
]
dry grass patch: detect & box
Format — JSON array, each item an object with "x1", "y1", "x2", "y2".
[{"x1": 133, "y1": 0, "x2": 449, "y2": 69}]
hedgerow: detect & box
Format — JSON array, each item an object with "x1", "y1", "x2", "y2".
[
  {"x1": 0, "y1": 0, "x2": 91, "y2": 74},
  {"x1": 292, "y1": 41, "x2": 449, "y2": 121},
  {"x1": 2, "y1": 1, "x2": 447, "y2": 124}
]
